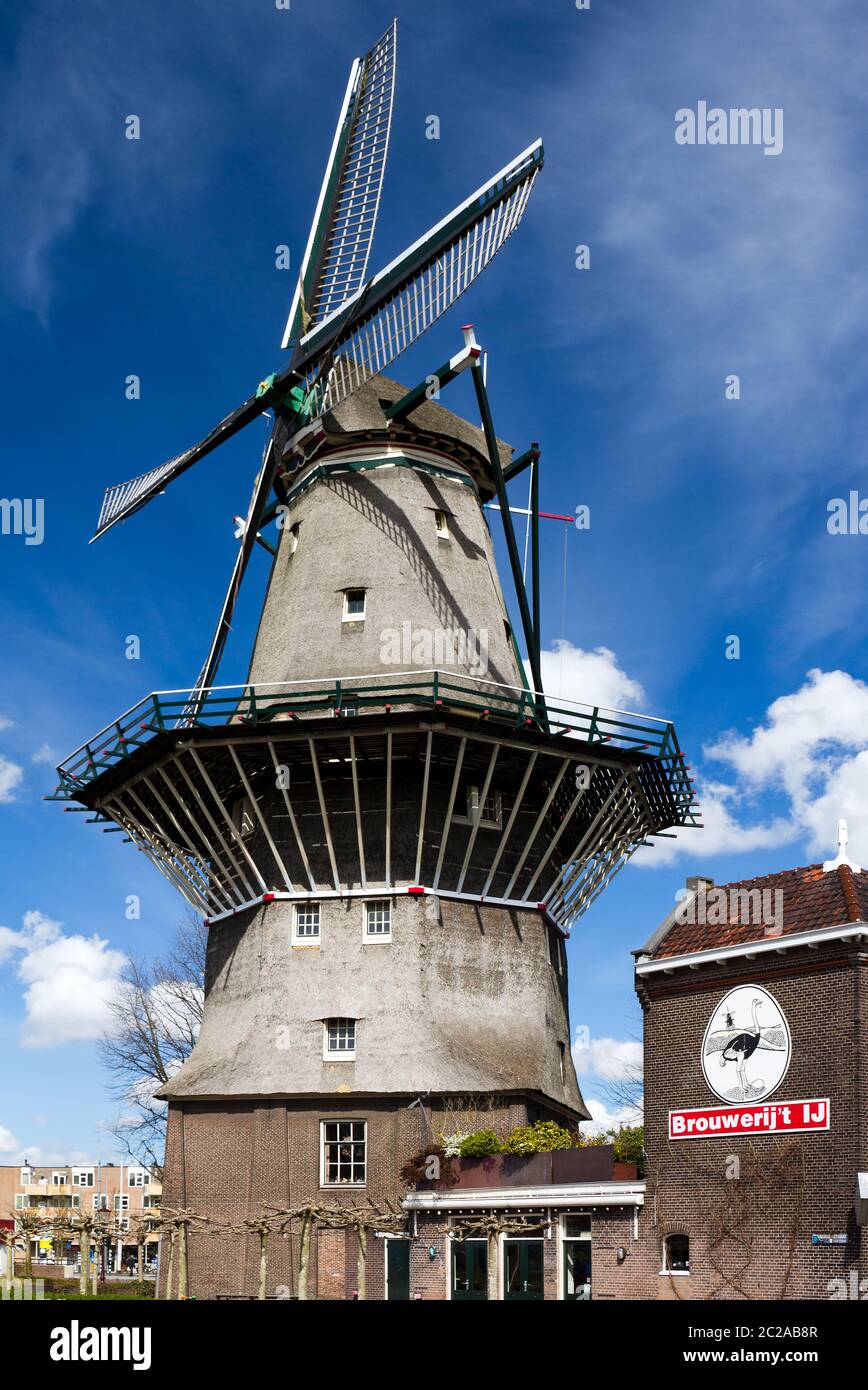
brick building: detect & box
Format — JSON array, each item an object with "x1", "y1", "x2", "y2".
[
  {"x1": 631, "y1": 836, "x2": 868, "y2": 1299},
  {"x1": 0, "y1": 1161, "x2": 162, "y2": 1277}
]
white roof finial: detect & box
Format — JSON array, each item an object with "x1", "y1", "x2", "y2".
[{"x1": 823, "y1": 817, "x2": 862, "y2": 873}]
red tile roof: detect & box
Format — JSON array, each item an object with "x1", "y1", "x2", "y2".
[{"x1": 650, "y1": 863, "x2": 867, "y2": 960}]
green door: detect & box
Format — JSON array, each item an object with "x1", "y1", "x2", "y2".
[
  {"x1": 504, "y1": 1241, "x2": 545, "y2": 1300},
  {"x1": 451, "y1": 1240, "x2": 488, "y2": 1300},
  {"x1": 386, "y1": 1239, "x2": 410, "y2": 1300}
]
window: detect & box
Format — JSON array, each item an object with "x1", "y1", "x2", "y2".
[
  {"x1": 293, "y1": 902, "x2": 320, "y2": 943},
  {"x1": 14, "y1": 1194, "x2": 25, "y2": 1210},
  {"x1": 434, "y1": 510, "x2": 450, "y2": 538},
  {"x1": 232, "y1": 795, "x2": 256, "y2": 839},
  {"x1": 342, "y1": 589, "x2": 366, "y2": 621},
  {"x1": 73, "y1": 1170, "x2": 94, "y2": 1188},
  {"x1": 143, "y1": 1195, "x2": 158, "y2": 1210},
  {"x1": 92, "y1": 1194, "x2": 108, "y2": 1211},
  {"x1": 465, "y1": 785, "x2": 502, "y2": 829},
  {"x1": 117, "y1": 1217, "x2": 130, "y2": 1233},
  {"x1": 564, "y1": 1214, "x2": 591, "y2": 1239},
  {"x1": 324, "y1": 1017, "x2": 356, "y2": 1060},
  {"x1": 364, "y1": 899, "x2": 391, "y2": 940},
  {"x1": 19, "y1": 1168, "x2": 31, "y2": 1185},
  {"x1": 662, "y1": 1233, "x2": 690, "y2": 1274},
  {"x1": 51, "y1": 1172, "x2": 65, "y2": 1187},
  {"x1": 288, "y1": 522, "x2": 300, "y2": 555},
  {"x1": 321, "y1": 1120, "x2": 366, "y2": 1185},
  {"x1": 114, "y1": 1195, "x2": 130, "y2": 1212},
  {"x1": 71, "y1": 1195, "x2": 80, "y2": 1209},
  {"x1": 128, "y1": 1170, "x2": 149, "y2": 1188},
  {"x1": 558, "y1": 1040, "x2": 566, "y2": 1082}
]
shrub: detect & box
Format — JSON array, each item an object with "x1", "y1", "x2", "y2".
[
  {"x1": 501, "y1": 1120, "x2": 576, "y2": 1154},
  {"x1": 457, "y1": 1128, "x2": 502, "y2": 1158}
]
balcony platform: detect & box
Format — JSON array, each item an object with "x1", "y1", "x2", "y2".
[{"x1": 48, "y1": 671, "x2": 699, "y2": 929}]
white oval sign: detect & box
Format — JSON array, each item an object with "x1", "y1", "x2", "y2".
[{"x1": 701, "y1": 984, "x2": 791, "y2": 1104}]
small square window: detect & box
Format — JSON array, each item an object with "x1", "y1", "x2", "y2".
[
  {"x1": 321, "y1": 1120, "x2": 366, "y2": 1185},
  {"x1": 293, "y1": 902, "x2": 321, "y2": 943},
  {"x1": 324, "y1": 1017, "x2": 356, "y2": 1060},
  {"x1": 343, "y1": 589, "x2": 366, "y2": 621},
  {"x1": 466, "y1": 785, "x2": 502, "y2": 828},
  {"x1": 232, "y1": 795, "x2": 256, "y2": 839},
  {"x1": 114, "y1": 1194, "x2": 130, "y2": 1212},
  {"x1": 364, "y1": 900, "x2": 391, "y2": 940},
  {"x1": 434, "y1": 510, "x2": 450, "y2": 538}
]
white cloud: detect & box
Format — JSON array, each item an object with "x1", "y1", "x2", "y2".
[
  {"x1": 31, "y1": 743, "x2": 57, "y2": 766},
  {"x1": 0, "y1": 910, "x2": 125, "y2": 1048},
  {"x1": 573, "y1": 1034, "x2": 643, "y2": 1082},
  {"x1": 0, "y1": 1124, "x2": 20, "y2": 1153},
  {"x1": 628, "y1": 667, "x2": 868, "y2": 868},
  {"x1": 0, "y1": 714, "x2": 13, "y2": 730},
  {"x1": 0, "y1": 755, "x2": 24, "y2": 802},
  {"x1": 579, "y1": 1098, "x2": 642, "y2": 1137},
  {"x1": 528, "y1": 640, "x2": 646, "y2": 713}
]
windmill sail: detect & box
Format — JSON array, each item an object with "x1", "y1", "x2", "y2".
[
  {"x1": 293, "y1": 139, "x2": 543, "y2": 418},
  {"x1": 91, "y1": 387, "x2": 271, "y2": 542},
  {"x1": 280, "y1": 20, "x2": 397, "y2": 349}
]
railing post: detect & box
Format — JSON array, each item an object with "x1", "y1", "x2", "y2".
[{"x1": 152, "y1": 695, "x2": 165, "y2": 732}]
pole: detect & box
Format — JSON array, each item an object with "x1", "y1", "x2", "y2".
[{"x1": 471, "y1": 363, "x2": 546, "y2": 724}]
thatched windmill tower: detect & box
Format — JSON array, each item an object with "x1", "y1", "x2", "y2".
[{"x1": 51, "y1": 23, "x2": 696, "y2": 1297}]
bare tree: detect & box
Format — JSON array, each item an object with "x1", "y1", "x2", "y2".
[{"x1": 99, "y1": 912, "x2": 206, "y2": 1170}]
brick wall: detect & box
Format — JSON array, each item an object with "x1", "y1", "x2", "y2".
[
  {"x1": 637, "y1": 942, "x2": 868, "y2": 1300},
  {"x1": 159, "y1": 1094, "x2": 539, "y2": 1299}
]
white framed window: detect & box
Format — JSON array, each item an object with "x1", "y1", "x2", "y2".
[
  {"x1": 434, "y1": 510, "x2": 450, "y2": 538},
  {"x1": 342, "y1": 588, "x2": 366, "y2": 622},
  {"x1": 51, "y1": 1172, "x2": 66, "y2": 1187},
  {"x1": 662, "y1": 1233, "x2": 690, "y2": 1274},
  {"x1": 128, "y1": 1169, "x2": 149, "y2": 1188},
  {"x1": 231, "y1": 795, "x2": 256, "y2": 839},
  {"x1": 142, "y1": 1195, "x2": 158, "y2": 1210},
  {"x1": 19, "y1": 1168, "x2": 31, "y2": 1185},
  {"x1": 293, "y1": 902, "x2": 320, "y2": 943},
  {"x1": 14, "y1": 1194, "x2": 25, "y2": 1210},
  {"x1": 320, "y1": 1120, "x2": 366, "y2": 1186},
  {"x1": 114, "y1": 1194, "x2": 130, "y2": 1212},
  {"x1": 73, "y1": 1170, "x2": 94, "y2": 1188},
  {"x1": 463, "y1": 785, "x2": 502, "y2": 829},
  {"x1": 364, "y1": 899, "x2": 391, "y2": 941},
  {"x1": 323, "y1": 1017, "x2": 356, "y2": 1061},
  {"x1": 71, "y1": 1195, "x2": 80, "y2": 1209},
  {"x1": 92, "y1": 1194, "x2": 108, "y2": 1211},
  {"x1": 117, "y1": 1216, "x2": 130, "y2": 1233}
]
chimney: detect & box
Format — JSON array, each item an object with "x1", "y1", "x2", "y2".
[{"x1": 686, "y1": 874, "x2": 714, "y2": 894}]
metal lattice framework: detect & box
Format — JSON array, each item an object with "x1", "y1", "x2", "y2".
[
  {"x1": 299, "y1": 22, "x2": 397, "y2": 333},
  {"x1": 298, "y1": 145, "x2": 541, "y2": 416}
]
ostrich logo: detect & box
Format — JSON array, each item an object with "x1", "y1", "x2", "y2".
[{"x1": 701, "y1": 985, "x2": 791, "y2": 1104}]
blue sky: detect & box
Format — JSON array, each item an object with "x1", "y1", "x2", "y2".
[{"x1": 3, "y1": 0, "x2": 868, "y2": 1157}]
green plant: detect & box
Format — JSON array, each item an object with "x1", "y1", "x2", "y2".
[
  {"x1": 501, "y1": 1120, "x2": 575, "y2": 1154},
  {"x1": 457, "y1": 1129, "x2": 502, "y2": 1158},
  {"x1": 609, "y1": 1124, "x2": 645, "y2": 1171}
]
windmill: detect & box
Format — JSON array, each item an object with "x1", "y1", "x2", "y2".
[
  {"x1": 90, "y1": 19, "x2": 546, "y2": 709},
  {"x1": 50, "y1": 21, "x2": 699, "y2": 1299}
]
